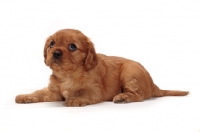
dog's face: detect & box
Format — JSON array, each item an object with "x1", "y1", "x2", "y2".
[{"x1": 44, "y1": 29, "x2": 98, "y2": 72}]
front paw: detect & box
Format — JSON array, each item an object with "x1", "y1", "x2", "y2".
[
  {"x1": 65, "y1": 98, "x2": 87, "y2": 107},
  {"x1": 113, "y1": 93, "x2": 129, "y2": 103},
  {"x1": 15, "y1": 94, "x2": 38, "y2": 103}
]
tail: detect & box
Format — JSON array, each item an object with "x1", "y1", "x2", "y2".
[
  {"x1": 153, "y1": 85, "x2": 189, "y2": 97},
  {"x1": 159, "y1": 90, "x2": 189, "y2": 96}
]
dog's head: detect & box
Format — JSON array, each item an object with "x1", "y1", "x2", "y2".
[{"x1": 44, "y1": 29, "x2": 98, "y2": 72}]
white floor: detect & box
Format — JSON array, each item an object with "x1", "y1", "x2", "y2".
[
  {"x1": 0, "y1": 1, "x2": 200, "y2": 132},
  {"x1": 1, "y1": 92, "x2": 199, "y2": 132}
]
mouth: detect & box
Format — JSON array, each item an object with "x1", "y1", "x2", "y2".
[
  {"x1": 46, "y1": 55, "x2": 77, "y2": 72},
  {"x1": 50, "y1": 59, "x2": 62, "y2": 67}
]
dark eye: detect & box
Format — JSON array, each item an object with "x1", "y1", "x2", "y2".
[
  {"x1": 69, "y1": 43, "x2": 77, "y2": 51},
  {"x1": 50, "y1": 40, "x2": 55, "y2": 48}
]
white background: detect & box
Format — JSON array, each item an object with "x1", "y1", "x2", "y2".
[{"x1": 0, "y1": 0, "x2": 200, "y2": 132}]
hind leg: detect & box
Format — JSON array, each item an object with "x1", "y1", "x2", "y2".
[
  {"x1": 113, "y1": 61, "x2": 155, "y2": 103},
  {"x1": 113, "y1": 77, "x2": 144, "y2": 103},
  {"x1": 113, "y1": 61, "x2": 146, "y2": 103}
]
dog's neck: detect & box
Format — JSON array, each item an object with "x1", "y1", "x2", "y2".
[
  {"x1": 51, "y1": 66, "x2": 87, "y2": 82},
  {"x1": 51, "y1": 69, "x2": 73, "y2": 81}
]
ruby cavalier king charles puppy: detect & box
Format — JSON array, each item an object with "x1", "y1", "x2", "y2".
[{"x1": 15, "y1": 29, "x2": 189, "y2": 106}]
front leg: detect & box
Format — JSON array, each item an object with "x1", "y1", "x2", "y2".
[
  {"x1": 15, "y1": 88, "x2": 63, "y2": 103},
  {"x1": 65, "y1": 97, "x2": 87, "y2": 107},
  {"x1": 62, "y1": 88, "x2": 102, "y2": 107}
]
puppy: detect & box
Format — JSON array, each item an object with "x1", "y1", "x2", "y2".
[{"x1": 15, "y1": 29, "x2": 189, "y2": 106}]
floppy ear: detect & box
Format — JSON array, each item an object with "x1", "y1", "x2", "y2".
[
  {"x1": 43, "y1": 37, "x2": 50, "y2": 65},
  {"x1": 43, "y1": 49, "x2": 47, "y2": 64},
  {"x1": 84, "y1": 40, "x2": 98, "y2": 70}
]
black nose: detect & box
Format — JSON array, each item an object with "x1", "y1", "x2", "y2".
[{"x1": 53, "y1": 50, "x2": 62, "y2": 58}]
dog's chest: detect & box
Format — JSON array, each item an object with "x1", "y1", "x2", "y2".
[
  {"x1": 59, "y1": 74, "x2": 95, "y2": 92},
  {"x1": 60, "y1": 76, "x2": 76, "y2": 90}
]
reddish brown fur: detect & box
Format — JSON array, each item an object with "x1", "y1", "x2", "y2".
[{"x1": 15, "y1": 29, "x2": 189, "y2": 106}]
